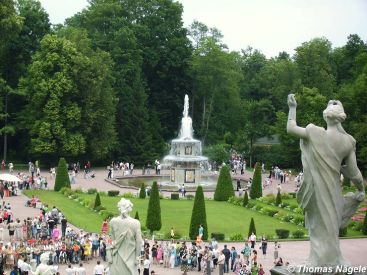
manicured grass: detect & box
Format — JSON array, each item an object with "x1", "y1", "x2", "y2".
[
  {"x1": 24, "y1": 190, "x2": 105, "y2": 232},
  {"x1": 24, "y1": 190, "x2": 304, "y2": 239}
]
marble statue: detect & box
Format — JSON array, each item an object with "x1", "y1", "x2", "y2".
[
  {"x1": 107, "y1": 198, "x2": 142, "y2": 275},
  {"x1": 31, "y1": 252, "x2": 57, "y2": 275},
  {"x1": 286, "y1": 94, "x2": 365, "y2": 267}
]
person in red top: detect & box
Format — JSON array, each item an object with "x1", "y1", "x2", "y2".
[{"x1": 101, "y1": 219, "x2": 108, "y2": 234}]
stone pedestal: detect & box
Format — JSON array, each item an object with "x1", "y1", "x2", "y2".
[{"x1": 270, "y1": 266, "x2": 292, "y2": 275}]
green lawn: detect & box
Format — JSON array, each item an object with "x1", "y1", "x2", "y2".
[{"x1": 24, "y1": 190, "x2": 304, "y2": 239}]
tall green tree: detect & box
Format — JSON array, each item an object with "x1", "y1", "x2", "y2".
[
  {"x1": 190, "y1": 37, "x2": 242, "y2": 144},
  {"x1": 294, "y1": 37, "x2": 336, "y2": 97},
  {"x1": 3, "y1": 0, "x2": 50, "y2": 88},
  {"x1": 189, "y1": 186, "x2": 208, "y2": 240},
  {"x1": 242, "y1": 99, "x2": 275, "y2": 167},
  {"x1": 54, "y1": 157, "x2": 70, "y2": 191},
  {"x1": 274, "y1": 87, "x2": 327, "y2": 168},
  {"x1": 0, "y1": 0, "x2": 23, "y2": 161},
  {"x1": 214, "y1": 165, "x2": 235, "y2": 201},
  {"x1": 19, "y1": 34, "x2": 116, "y2": 161},
  {"x1": 146, "y1": 181, "x2": 162, "y2": 234},
  {"x1": 66, "y1": 0, "x2": 192, "y2": 143}
]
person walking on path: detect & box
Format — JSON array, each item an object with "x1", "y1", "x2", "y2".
[
  {"x1": 222, "y1": 245, "x2": 230, "y2": 273},
  {"x1": 217, "y1": 251, "x2": 225, "y2": 275}
]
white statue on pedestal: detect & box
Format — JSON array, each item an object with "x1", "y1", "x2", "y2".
[
  {"x1": 287, "y1": 94, "x2": 365, "y2": 267},
  {"x1": 31, "y1": 253, "x2": 57, "y2": 275},
  {"x1": 107, "y1": 198, "x2": 142, "y2": 275}
]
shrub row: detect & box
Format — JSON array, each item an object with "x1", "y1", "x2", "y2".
[{"x1": 227, "y1": 195, "x2": 305, "y2": 226}]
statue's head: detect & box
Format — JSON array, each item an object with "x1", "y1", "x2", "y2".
[
  {"x1": 117, "y1": 198, "x2": 133, "y2": 217},
  {"x1": 323, "y1": 100, "x2": 346, "y2": 125}
]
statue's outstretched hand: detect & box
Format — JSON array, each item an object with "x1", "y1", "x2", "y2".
[{"x1": 288, "y1": 94, "x2": 297, "y2": 108}]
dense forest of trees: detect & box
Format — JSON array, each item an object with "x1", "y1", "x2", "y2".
[{"x1": 0, "y1": 0, "x2": 366, "y2": 174}]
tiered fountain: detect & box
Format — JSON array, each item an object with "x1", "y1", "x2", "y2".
[{"x1": 163, "y1": 95, "x2": 208, "y2": 185}]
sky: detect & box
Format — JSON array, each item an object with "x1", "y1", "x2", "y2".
[{"x1": 39, "y1": 0, "x2": 367, "y2": 57}]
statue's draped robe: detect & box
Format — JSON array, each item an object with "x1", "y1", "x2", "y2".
[
  {"x1": 108, "y1": 216, "x2": 142, "y2": 275},
  {"x1": 298, "y1": 124, "x2": 352, "y2": 266}
]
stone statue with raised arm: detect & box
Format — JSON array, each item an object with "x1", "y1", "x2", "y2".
[
  {"x1": 31, "y1": 253, "x2": 58, "y2": 275},
  {"x1": 286, "y1": 94, "x2": 365, "y2": 268},
  {"x1": 107, "y1": 198, "x2": 142, "y2": 275}
]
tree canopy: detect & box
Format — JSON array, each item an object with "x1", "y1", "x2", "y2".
[{"x1": 0, "y1": 0, "x2": 366, "y2": 175}]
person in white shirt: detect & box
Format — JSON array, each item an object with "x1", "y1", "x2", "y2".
[
  {"x1": 75, "y1": 263, "x2": 86, "y2": 275},
  {"x1": 143, "y1": 255, "x2": 150, "y2": 275},
  {"x1": 249, "y1": 232, "x2": 256, "y2": 249},
  {"x1": 93, "y1": 260, "x2": 105, "y2": 275},
  {"x1": 65, "y1": 264, "x2": 76, "y2": 275},
  {"x1": 217, "y1": 251, "x2": 225, "y2": 275}
]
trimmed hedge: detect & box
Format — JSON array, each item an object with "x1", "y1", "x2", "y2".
[
  {"x1": 87, "y1": 188, "x2": 97, "y2": 194},
  {"x1": 171, "y1": 193, "x2": 179, "y2": 200},
  {"x1": 339, "y1": 227, "x2": 347, "y2": 237},
  {"x1": 293, "y1": 229, "x2": 305, "y2": 239},
  {"x1": 94, "y1": 205, "x2": 106, "y2": 212},
  {"x1": 214, "y1": 165, "x2": 235, "y2": 201},
  {"x1": 164, "y1": 231, "x2": 182, "y2": 240},
  {"x1": 250, "y1": 162, "x2": 262, "y2": 199},
  {"x1": 146, "y1": 182, "x2": 161, "y2": 233},
  {"x1": 189, "y1": 186, "x2": 208, "y2": 240},
  {"x1": 276, "y1": 229, "x2": 290, "y2": 239},
  {"x1": 211, "y1": 232, "x2": 225, "y2": 241},
  {"x1": 108, "y1": 190, "x2": 120, "y2": 197},
  {"x1": 230, "y1": 233, "x2": 243, "y2": 241},
  {"x1": 54, "y1": 158, "x2": 71, "y2": 191},
  {"x1": 186, "y1": 195, "x2": 194, "y2": 200}
]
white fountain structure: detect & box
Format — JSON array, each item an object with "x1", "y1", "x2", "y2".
[{"x1": 163, "y1": 95, "x2": 208, "y2": 185}]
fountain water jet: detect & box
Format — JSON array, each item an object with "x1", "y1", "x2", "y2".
[{"x1": 163, "y1": 95, "x2": 208, "y2": 185}]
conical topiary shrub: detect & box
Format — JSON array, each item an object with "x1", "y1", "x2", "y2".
[
  {"x1": 363, "y1": 210, "x2": 367, "y2": 235},
  {"x1": 135, "y1": 211, "x2": 140, "y2": 220},
  {"x1": 243, "y1": 190, "x2": 249, "y2": 207},
  {"x1": 214, "y1": 165, "x2": 235, "y2": 201},
  {"x1": 94, "y1": 192, "x2": 101, "y2": 209},
  {"x1": 146, "y1": 181, "x2": 161, "y2": 234},
  {"x1": 275, "y1": 190, "x2": 282, "y2": 206},
  {"x1": 54, "y1": 158, "x2": 71, "y2": 191},
  {"x1": 139, "y1": 182, "x2": 146, "y2": 198},
  {"x1": 250, "y1": 162, "x2": 262, "y2": 199},
  {"x1": 248, "y1": 217, "x2": 256, "y2": 238},
  {"x1": 189, "y1": 186, "x2": 208, "y2": 240}
]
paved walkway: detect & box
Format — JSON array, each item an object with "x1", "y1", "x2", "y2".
[{"x1": 5, "y1": 169, "x2": 366, "y2": 274}]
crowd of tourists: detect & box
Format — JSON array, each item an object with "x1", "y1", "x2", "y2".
[
  {"x1": 0, "y1": 196, "x2": 112, "y2": 275},
  {"x1": 139, "y1": 233, "x2": 287, "y2": 275}
]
